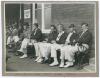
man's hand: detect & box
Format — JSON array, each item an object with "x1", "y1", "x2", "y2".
[
  {"x1": 42, "y1": 41, "x2": 47, "y2": 43},
  {"x1": 73, "y1": 40, "x2": 76, "y2": 43},
  {"x1": 34, "y1": 40, "x2": 37, "y2": 43},
  {"x1": 28, "y1": 42, "x2": 33, "y2": 45},
  {"x1": 65, "y1": 41, "x2": 69, "y2": 45},
  {"x1": 45, "y1": 38, "x2": 48, "y2": 41},
  {"x1": 51, "y1": 40, "x2": 56, "y2": 44}
]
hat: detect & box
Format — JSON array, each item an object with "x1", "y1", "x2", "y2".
[
  {"x1": 33, "y1": 23, "x2": 38, "y2": 27},
  {"x1": 68, "y1": 24, "x2": 75, "y2": 28},
  {"x1": 81, "y1": 23, "x2": 88, "y2": 27}
]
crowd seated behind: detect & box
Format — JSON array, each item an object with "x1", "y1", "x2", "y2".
[{"x1": 6, "y1": 22, "x2": 92, "y2": 69}]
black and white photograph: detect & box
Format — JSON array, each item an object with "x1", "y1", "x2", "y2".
[{"x1": 1, "y1": 1, "x2": 99, "y2": 77}]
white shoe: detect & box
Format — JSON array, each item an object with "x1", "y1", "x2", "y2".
[
  {"x1": 37, "y1": 58, "x2": 43, "y2": 63},
  {"x1": 64, "y1": 62, "x2": 73, "y2": 68},
  {"x1": 20, "y1": 54, "x2": 27, "y2": 58},
  {"x1": 59, "y1": 63, "x2": 64, "y2": 68},
  {"x1": 35, "y1": 57, "x2": 40, "y2": 62},
  {"x1": 49, "y1": 61, "x2": 58, "y2": 66},
  {"x1": 65, "y1": 61, "x2": 69, "y2": 65},
  {"x1": 17, "y1": 49, "x2": 23, "y2": 52}
]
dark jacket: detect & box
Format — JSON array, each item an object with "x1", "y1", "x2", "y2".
[
  {"x1": 68, "y1": 32, "x2": 78, "y2": 45},
  {"x1": 77, "y1": 30, "x2": 92, "y2": 46},
  {"x1": 47, "y1": 31, "x2": 58, "y2": 43},
  {"x1": 56, "y1": 32, "x2": 67, "y2": 44},
  {"x1": 19, "y1": 28, "x2": 30, "y2": 40},
  {"x1": 31, "y1": 28, "x2": 42, "y2": 42}
]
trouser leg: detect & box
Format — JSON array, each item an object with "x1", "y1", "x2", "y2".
[
  {"x1": 34, "y1": 43, "x2": 40, "y2": 57},
  {"x1": 39, "y1": 43, "x2": 51, "y2": 58},
  {"x1": 18, "y1": 38, "x2": 29, "y2": 54},
  {"x1": 64, "y1": 45, "x2": 78, "y2": 62},
  {"x1": 49, "y1": 44, "x2": 62, "y2": 66}
]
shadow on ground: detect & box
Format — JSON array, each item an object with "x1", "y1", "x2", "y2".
[{"x1": 6, "y1": 52, "x2": 95, "y2": 73}]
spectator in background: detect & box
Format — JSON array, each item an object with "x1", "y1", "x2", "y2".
[{"x1": 7, "y1": 23, "x2": 19, "y2": 48}]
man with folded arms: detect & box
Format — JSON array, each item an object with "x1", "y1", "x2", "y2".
[
  {"x1": 49, "y1": 24, "x2": 67, "y2": 66},
  {"x1": 60, "y1": 23, "x2": 92, "y2": 68}
]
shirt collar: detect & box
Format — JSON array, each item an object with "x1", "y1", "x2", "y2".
[
  {"x1": 83, "y1": 29, "x2": 88, "y2": 33},
  {"x1": 69, "y1": 30, "x2": 76, "y2": 34},
  {"x1": 59, "y1": 31, "x2": 64, "y2": 34}
]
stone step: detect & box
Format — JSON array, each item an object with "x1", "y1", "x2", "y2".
[{"x1": 83, "y1": 57, "x2": 95, "y2": 72}]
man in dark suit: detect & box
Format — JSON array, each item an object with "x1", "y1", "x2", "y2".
[
  {"x1": 60, "y1": 23, "x2": 92, "y2": 68},
  {"x1": 30, "y1": 23, "x2": 42, "y2": 42},
  {"x1": 18, "y1": 23, "x2": 42, "y2": 58},
  {"x1": 35, "y1": 25, "x2": 58, "y2": 63},
  {"x1": 49, "y1": 24, "x2": 67, "y2": 66}
]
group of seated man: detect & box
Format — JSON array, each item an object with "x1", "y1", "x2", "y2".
[{"x1": 7, "y1": 22, "x2": 92, "y2": 68}]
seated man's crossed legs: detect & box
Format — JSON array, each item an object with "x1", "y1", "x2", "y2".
[
  {"x1": 59, "y1": 45, "x2": 77, "y2": 68},
  {"x1": 49, "y1": 44, "x2": 63, "y2": 66},
  {"x1": 35, "y1": 42, "x2": 51, "y2": 63},
  {"x1": 59, "y1": 44, "x2": 89, "y2": 68},
  {"x1": 18, "y1": 38, "x2": 38, "y2": 59}
]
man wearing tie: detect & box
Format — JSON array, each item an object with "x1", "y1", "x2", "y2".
[
  {"x1": 49, "y1": 24, "x2": 67, "y2": 66},
  {"x1": 60, "y1": 23, "x2": 92, "y2": 68}
]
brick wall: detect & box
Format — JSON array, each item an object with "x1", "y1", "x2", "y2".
[{"x1": 51, "y1": 4, "x2": 95, "y2": 57}]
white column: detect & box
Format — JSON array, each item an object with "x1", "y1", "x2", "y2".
[
  {"x1": 32, "y1": 3, "x2": 35, "y2": 30},
  {"x1": 42, "y1": 3, "x2": 45, "y2": 33},
  {"x1": 41, "y1": 3, "x2": 50, "y2": 33},
  {"x1": 19, "y1": 4, "x2": 21, "y2": 19},
  {"x1": 32, "y1": 3, "x2": 35, "y2": 24}
]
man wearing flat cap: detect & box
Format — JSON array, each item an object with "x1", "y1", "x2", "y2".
[{"x1": 59, "y1": 23, "x2": 92, "y2": 68}]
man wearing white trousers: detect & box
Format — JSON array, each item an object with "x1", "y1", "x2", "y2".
[
  {"x1": 35, "y1": 25, "x2": 58, "y2": 63},
  {"x1": 49, "y1": 24, "x2": 67, "y2": 66},
  {"x1": 60, "y1": 23, "x2": 92, "y2": 68},
  {"x1": 18, "y1": 23, "x2": 42, "y2": 58},
  {"x1": 7, "y1": 24, "x2": 19, "y2": 48}
]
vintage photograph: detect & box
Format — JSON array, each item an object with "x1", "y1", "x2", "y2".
[{"x1": 2, "y1": 1, "x2": 99, "y2": 77}]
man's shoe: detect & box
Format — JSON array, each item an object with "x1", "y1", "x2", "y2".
[
  {"x1": 17, "y1": 49, "x2": 22, "y2": 52},
  {"x1": 49, "y1": 62, "x2": 59, "y2": 66},
  {"x1": 37, "y1": 58, "x2": 43, "y2": 63},
  {"x1": 35, "y1": 57, "x2": 40, "y2": 62},
  {"x1": 65, "y1": 61, "x2": 69, "y2": 65},
  {"x1": 20, "y1": 54, "x2": 27, "y2": 58},
  {"x1": 59, "y1": 63, "x2": 64, "y2": 68},
  {"x1": 41, "y1": 59, "x2": 48, "y2": 64},
  {"x1": 64, "y1": 62, "x2": 73, "y2": 68}
]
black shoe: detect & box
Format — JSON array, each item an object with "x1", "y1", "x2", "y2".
[
  {"x1": 14, "y1": 51, "x2": 20, "y2": 56},
  {"x1": 41, "y1": 59, "x2": 48, "y2": 64},
  {"x1": 41, "y1": 57, "x2": 47, "y2": 64},
  {"x1": 29, "y1": 56, "x2": 35, "y2": 59}
]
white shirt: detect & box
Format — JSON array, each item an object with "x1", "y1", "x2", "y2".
[
  {"x1": 56, "y1": 31, "x2": 64, "y2": 41},
  {"x1": 66, "y1": 31, "x2": 75, "y2": 43},
  {"x1": 34, "y1": 28, "x2": 38, "y2": 35}
]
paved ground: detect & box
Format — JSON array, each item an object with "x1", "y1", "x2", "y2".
[{"x1": 6, "y1": 52, "x2": 95, "y2": 73}]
